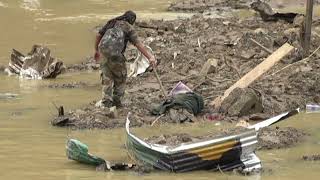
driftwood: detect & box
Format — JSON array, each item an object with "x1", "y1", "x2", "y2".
[
  {"x1": 210, "y1": 43, "x2": 294, "y2": 109},
  {"x1": 7, "y1": 45, "x2": 65, "y2": 79}
]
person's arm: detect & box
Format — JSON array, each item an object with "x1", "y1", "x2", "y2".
[
  {"x1": 94, "y1": 34, "x2": 102, "y2": 61},
  {"x1": 135, "y1": 42, "x2": 157, "y2": 67}
]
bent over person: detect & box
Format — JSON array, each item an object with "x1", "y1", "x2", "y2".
[{"x1": 94, "y1": 10, "x2": 156, "y2": 108}]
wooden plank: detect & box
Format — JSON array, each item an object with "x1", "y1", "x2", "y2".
[
  {"x1": 210, "y1": 43, "x2": 294, "y2": 108},
  {"x1": 303, "y1": 0, "x2": 314, "y2": 57}
]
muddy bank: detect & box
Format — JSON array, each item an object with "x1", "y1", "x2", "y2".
[
  {"x1": 168, "y1": 0, "x2": 320, "y2": 13},
  {"x1": 52, "y1": 97, "x2": 157, "y2": 129},
  {"x1": 303, "y1": 154, "x2": 320, "y2": 161},
  {"x1": 47, "y1": 81, "x2": 94, "y2": 89},
  {"x1": 145, "y1": 127, "x2": 307, "y2": 150},
  {"x1": 65, "y1": 57, "x2": 99, "y2": 72},
  {"x1": 168, "y1": 0, "x2": 252, "y2": 12},
  {"x1": 257, "y1": 127, "x2": 307, "y2": 150},
  {"x1": 54, "y1": 5, "x2": 320, "y2": 129},
  {"x1": 134, "y1": 15, "x2": 320, "y2": 116}
]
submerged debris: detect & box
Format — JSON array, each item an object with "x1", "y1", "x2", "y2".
[
  {"x1": 6, "y1": 45, "x2": 65, "y2": 79},
  {"x1": 47, "y1": 81, "x2": 91, "y2": 89},
  {"x1": 302, "y1": 154, "x2": 320, "y2": 161},
  {"x1": 66, "y1": 57, "x2": 100, "y2": 72},
  {"x1": 250, "y1": 0, "x2": 302, "y2": 23}
]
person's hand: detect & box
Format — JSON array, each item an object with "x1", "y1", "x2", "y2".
[
  {"x1": 149, "y1": 56, "x2": 157, "y2": 67},
  {"x1": 94, "y1": 51, "x2": 100, "y2": 62}
]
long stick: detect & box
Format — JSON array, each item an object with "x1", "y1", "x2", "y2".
[
  {"x1": 250, "y1": 38, "x2": 273, "y2": 54},
  {"x1": 303, "y1": 0, "x2": 314, "y2": 57},
  {"x1": 153, "y1": 67, "x2": 167, "y2": 98}
]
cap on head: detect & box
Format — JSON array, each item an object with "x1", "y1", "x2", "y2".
[{"x1": 124, "y1": 10, "x2": 136, "y2": 25}]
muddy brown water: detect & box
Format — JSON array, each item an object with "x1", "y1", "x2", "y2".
[{"x1": 0, "y1": 0, "x2": 320, "y2": 179}]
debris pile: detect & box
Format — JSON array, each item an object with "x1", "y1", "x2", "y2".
[
  {"x1": 52, "y1": 0, "x2": 320, "y2": 129},
  {"x1": 5, "y1": 45, "x2": 65, "y2": 79}
]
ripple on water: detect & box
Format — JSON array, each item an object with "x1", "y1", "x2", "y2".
[{"x1": 0, "y1": 1, "x2": 8, "y2": 8}]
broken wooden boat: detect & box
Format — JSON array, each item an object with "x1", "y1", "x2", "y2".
[{"x1": 126, "y1": 109, "x2": 299, "y2": 173}]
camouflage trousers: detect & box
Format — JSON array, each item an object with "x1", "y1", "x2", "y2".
[{"x1": 100, "y1": 54, "x2": 127, "y2": 105}]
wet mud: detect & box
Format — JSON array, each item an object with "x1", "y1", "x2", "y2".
[
  {"x1": 66, "y1": 57, "x2": 100, "y2": 72},
  {"x1": 52, "y1": 1, "x2": 320, "y2": 130},
  {"x1": 302, "y1": 154, "x2": 320, "y2": 161},
  {"x1": 47, "y1": 81, "x2": 92, "y2": 89},
  {"x1": 145, "y1": 126, "x2": 307, "y2": 150},
  {"x1": 168, "y1": 0, "x2": 320, "y2": 13}
]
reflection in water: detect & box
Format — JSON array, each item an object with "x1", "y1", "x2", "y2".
[
  {"x1": 20, "y1": 0, "x2": 40, "y2": 11},
  {"x1": 0, "y1": 93, "x2": 18, "y2": 100},
  {"x1": 0, "y1": 1, "x2": 8, "y2": 8}
]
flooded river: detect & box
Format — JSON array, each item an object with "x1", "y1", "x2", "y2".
[{"x1": 0, "y1": 0, "x2": 319, "y2": 180}]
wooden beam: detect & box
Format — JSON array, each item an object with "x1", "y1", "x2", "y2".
[
  {"x1": 210, "y1": 43, "x2": 294, "y2": 108},
  {"x1": 303, "y1": 0, "x2": 314, "y2": 57}
]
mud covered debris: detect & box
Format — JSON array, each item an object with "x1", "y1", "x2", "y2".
[
  {"x1": 0, "y1": 65, "x2": 5, "y2": 72},
  {"x1": 66, "y1": 57, "x2": 100, "y2": 72},
  {"x1": 168, "y1": 0, "x2": 252, "y2": 12},
  {"x1": 250, "y1": 0, "x2": 301, "y2": 23},
  {"x1": 257, "y1": 127, "x2": 307, "y2": 150},
  {"x1": 219, "y1": 87, "x2": 263, "y2": 116},
  {"x1": 145, "y1": 126, "x2": 307, "y2": 150},
  {"x1": 53, "y1": 0, "x2": 320, "y2": 129},
  {"x1": 6, "y1": 45, "x2": 65, "y2": 79},
  {"x1": 47, "y1": 81, "x2": 96, "y2": 89},
  {"x1": 302, "y1": 154, "x2": 320, "y2": 161},
  {"x1": 168, "y1": 0, "x2": 320, "y2": 13}
]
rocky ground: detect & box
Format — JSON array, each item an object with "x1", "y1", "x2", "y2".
[{"x1": 49, "y1": 1, "x2": 320, "y2": 133}]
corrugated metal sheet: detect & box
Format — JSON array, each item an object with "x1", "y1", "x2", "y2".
[
  {"x1": 126, "y1": 118, "x2": 261, "y2": 173},
  {"x1": 126, "y1": 109, "x2": 299, "y2": 173}
]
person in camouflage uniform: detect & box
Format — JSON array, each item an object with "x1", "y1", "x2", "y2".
[{"x1": 94, "y1": 11, "x2": 156, "y2": 108}]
